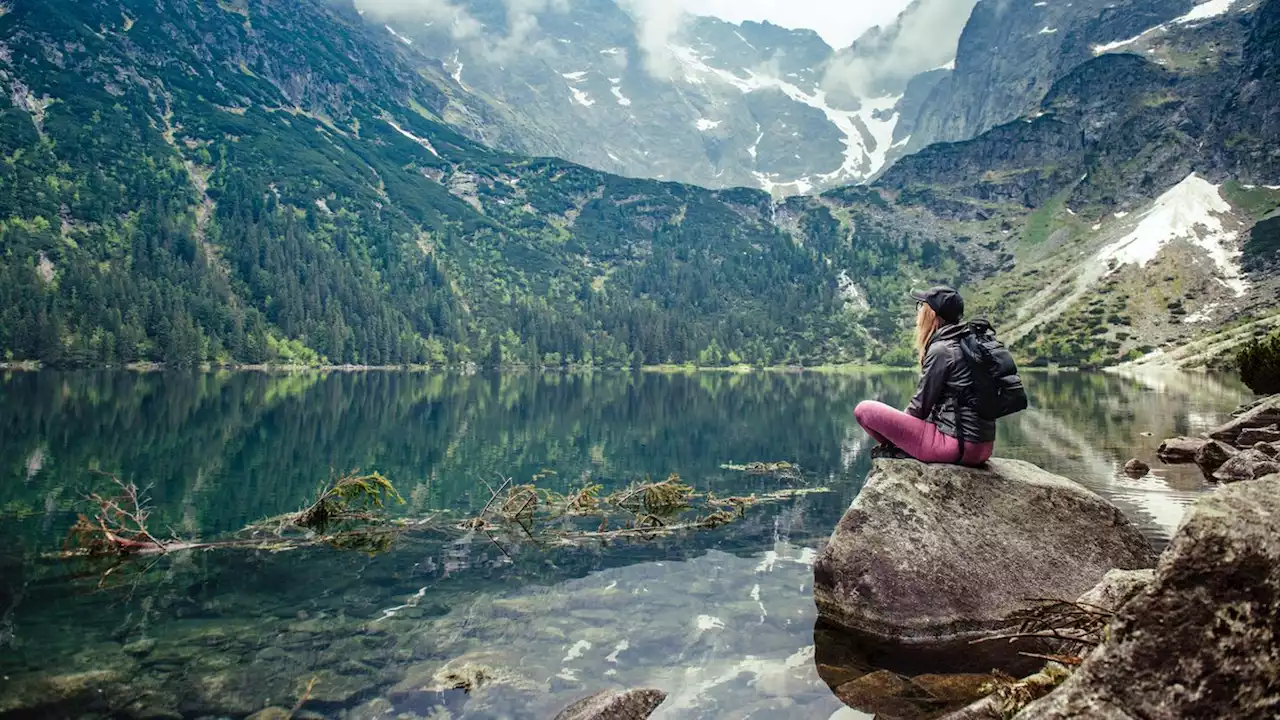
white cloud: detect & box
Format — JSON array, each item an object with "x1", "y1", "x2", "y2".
[
  {"x1": 356, "y1": 0, "x2": 482, "y2": 39},
  {"x1": 617, "y1": 0, "x2": 689, "y2": 75},
  {"x1": 823, "y1": 0, "x2": 978, "y2": 96}
]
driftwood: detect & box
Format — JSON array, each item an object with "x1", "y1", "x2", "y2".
[
  {"x1": 56, "y1": 468, "x2": 831, "y2": 584},
  {"x1": 971, "y1": 598, "x2": 1116, "y2": 663}
]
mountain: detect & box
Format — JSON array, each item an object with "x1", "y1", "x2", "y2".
[
  {"x1": 879, "y1": 0, "x2": 1280, "y2": 368},
  {"x1": 360, "y1": 0, "x2": 971, "y2": 196},
  {"x1": 0, "y1": 0, "x2": 951, "y2": 369},
  {"x1": 0, "y1": 0, "x2": 1277, "y2": 372},
  {"x1": 902, "y1": 0, "x2": 1204, "y2": 153}
]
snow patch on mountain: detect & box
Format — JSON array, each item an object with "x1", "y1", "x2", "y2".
[
  {"x1": 1176, "y1": 0, "x2": 1238, "y2": 23},
  {"x1": 562, "y1": 71, "x2": 588, "y2": 82},
  {"x1": 1096, "y1": 174, "x2": 1247, "y2": 296},
  {"x1": 569, "y1": 86, "x2": 595, "y2": 107},
  {"x1": 1093, "y1": 0, "x2": 1240, "y2": 54},
  {"x1": 385, "y1": 25, "x2": 412, "y2": 45},
  {"x1": 668, "y1": 45, "x2": 901, "y2": 185},
  {"x1": 610, "y1": 82, "x2": 631, "y2": 106},
  {"x1": 696, "y1": 118, "x2": 720, "y2": 131},
  {"x1": 384, "y1": 118, "x2": 439, "y2": 157}
]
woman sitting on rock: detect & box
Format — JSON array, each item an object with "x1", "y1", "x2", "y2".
[{"x1": 854, "y1": 287, "x2": 995, "y2": 466}]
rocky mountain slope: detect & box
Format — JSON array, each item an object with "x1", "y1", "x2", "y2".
[
  {"x1": 877, "y1": 0, "x2": 1280, "y2": 368},
  {"x1": 360, "y1": 0, "x2": 971, "y2": 196},
  {"x1": 903, "y1": 0, "x2": 1205, "y2": 153},
  {"x1": 0, "y1": 0, "x2": 1276, "y2": 370},
  {"x1": 0, "y1": 0, "x2": 958, "y2": 368}
]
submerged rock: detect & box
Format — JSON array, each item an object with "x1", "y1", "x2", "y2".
[
  {"x1": 830, "y1": 669, "x2": 992, "y2": 720},
  {"x1": 1212, "y1": 450, "x2": 1280, "y2": 484},
  {"x1": 0, "y1": 669, "x2": 126, "y2": 714},
  {"x1": 553, "y1": 688, "x2": 667, "y2": 720},
  {"x1": 1193, "y1": 439, "x2": 1237, "y2": 477},
  {"x1": 1122, "y1": 459, "x2": 1149, "y2": 478},
  {"x1": 1208, "y1": 395, "x2": 1280, "y2": 446},
  {"x1": 245, "y1": 708, "x2": 292, "y2": 720},
  {"x1": 813, "y1": 459, "x2": 1155, "y2": 673},
  {"x1": 1155, "y1": 436, "x2": 1205, "y2": 464},
  {"x1": 1017, "y1": 475, "x2": 1280, "y2": 719}
]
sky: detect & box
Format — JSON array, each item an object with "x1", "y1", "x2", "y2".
[{"x1": 678, "y1": 0, "x2": 914, "y2": 48}]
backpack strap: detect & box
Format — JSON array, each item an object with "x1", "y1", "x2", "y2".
[{"x1": 956, "y1": 338, "x2": 967, "y2": 464}]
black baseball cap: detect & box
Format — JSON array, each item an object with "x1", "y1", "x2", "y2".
[{"x1": 910, "y1": 286, "x2": 965, "y2": 323}]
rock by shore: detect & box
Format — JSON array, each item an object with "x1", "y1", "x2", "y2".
[
  {"x1": 1158, "y1": 395, "x2": 1280, "y2": 482},
  {"x1": 813, "y1": 458, "x2": 1155, "y2": 673},
  {"x1": 1014, "y1": 474, "x2": 1280, "y2": 719},
  {"x1": 1207, "y1": 395, "x2": 1280, "y2": 446}
]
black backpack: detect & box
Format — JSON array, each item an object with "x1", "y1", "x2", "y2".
[{"x1": 958, "y1": 319, "x2": 1028, "y2": 420}]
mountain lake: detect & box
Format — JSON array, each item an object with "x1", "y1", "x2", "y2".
[{"x1": 0, "y1": 368, "x2": 1252, "y2": 719}]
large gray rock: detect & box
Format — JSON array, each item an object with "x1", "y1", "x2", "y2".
[
  {"x1": 1156, "y1": 437, "x2": 1207, "y2": 464},
  {"x1": 1193, "y1": 439, "x2": 1238, "y2": 477},
  {"x1": 554, "y1": 689, "x2": 667, "y2": 720},
  {"x1": 1208, "y1": 395, "x2": 1280, "y2": 446},
  {"x1": 1017, "y1": 475, "x2": 1280, "y2": 719},
  {"x1": 1212, "y1": 450, "x2": 1280, "y2": 484},
  {"x1": 813, "y1": 459, "x2": 1155, "y2": 670}
]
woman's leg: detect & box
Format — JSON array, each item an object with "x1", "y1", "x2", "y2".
[
  {"x1": 853, "y1": 400, "x2": 891, "y2": 444},
  {"x1": 962, "y1": 441, "x2": 995, "y2": 466},
  {"x1": 854, "y1": 401, "x2": 963, "y2": 463}
]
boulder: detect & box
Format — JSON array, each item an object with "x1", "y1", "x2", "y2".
[
  {"x1": 812, "y1": 459, "x2": 1155, "y2": 672},
  {"x1": 1193, "y1": 439, "x2": 1238, "y2": 477},
  {"x1": 1016, "y1": 475, "x2": 1280, "y2": 719},
  {"x1": 1075, "y1": 568, "x2": 1153, "y2": 612},
  {"x1": 1155, "y1": 437, "x2": 1206, "y2": 464},
  {"x1": 1237, "y1": 424, "x2": 1280, "y2": 446},
  {"x1": 1122, "y1": 459, "x2": 1149, "y2": 478},
  {"x1": 1255, "y1": 442, "x2": 1279, "y2": 457},
  {"x1": 1208, "y1": 394, "x2": 1280, "y2": 446},
  {"x1": 553, "y1": 689, "x2": 667, "y2": 720},
  {"x1": 1212, "y1": 450, "x2": 1280, "y2": 484}
]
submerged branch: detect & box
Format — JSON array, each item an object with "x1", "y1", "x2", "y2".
[{"x1": 55, "y1": 468, "x2": 831, "y2": 581}]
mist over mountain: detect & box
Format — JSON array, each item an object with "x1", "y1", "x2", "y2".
[{"x1": 354, "y1": 0, "x2": 977, "y2": 195}]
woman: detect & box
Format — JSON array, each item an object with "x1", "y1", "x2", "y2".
[{"x1": 854, "y1": 286, "x2": 995, "y2": 466}]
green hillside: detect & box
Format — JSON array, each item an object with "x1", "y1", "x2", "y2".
[{"x1": 0, "y1": 0, "x2": 951, "y2": 369}]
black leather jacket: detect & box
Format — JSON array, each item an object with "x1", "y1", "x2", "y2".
[{"x1": 906, "y1": 323, "x2": 998, "y2": 443}]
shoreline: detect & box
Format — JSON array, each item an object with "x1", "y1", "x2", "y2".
[
  {"x1": 0, "y1": 361, "x2": 918, "y2": 374},
  {"x1": 0, "y1": 361, "x2": 1216, "y2": 375}
]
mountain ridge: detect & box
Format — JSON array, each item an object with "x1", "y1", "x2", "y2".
[{"x1": 0, "y1": 0, "x2": 1277, "y2": 372}]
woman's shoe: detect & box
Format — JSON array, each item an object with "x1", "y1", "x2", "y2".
[{"x1": 870, "y1": 444, "x2": 910, "y2": 459}]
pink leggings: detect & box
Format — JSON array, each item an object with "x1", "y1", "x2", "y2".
[{"x1": 854, "y1": 400, "x2": 994, "y2": 466}]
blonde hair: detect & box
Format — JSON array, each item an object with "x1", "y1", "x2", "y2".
[{"x1": 915, "y1": 303, "x2": 940, "y2": 366}]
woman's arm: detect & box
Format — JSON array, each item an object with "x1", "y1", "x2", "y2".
[{"x1": 906, "y1": 344, "x2": 950, "y2": 419}]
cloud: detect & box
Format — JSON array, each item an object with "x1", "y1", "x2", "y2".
[
  {"x1": 354, "y1": 0, "x2": 961, "y2": 93},
  {"x1": 354, "y1": 0, "x2": 571, "y2": 52},
  {"x1": 822, "y1": 0, "x2": 979, "y2": 97},
  {"x1": 616, "y1": 0, "x2": 689, "y2": 76},
  {"x1": 355, "y1": 0, "x2": 483, "y2": 39}
]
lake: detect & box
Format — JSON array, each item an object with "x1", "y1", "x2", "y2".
[{"x1": 0, "y1": 369, "x2": 1251, "y2": 719}]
